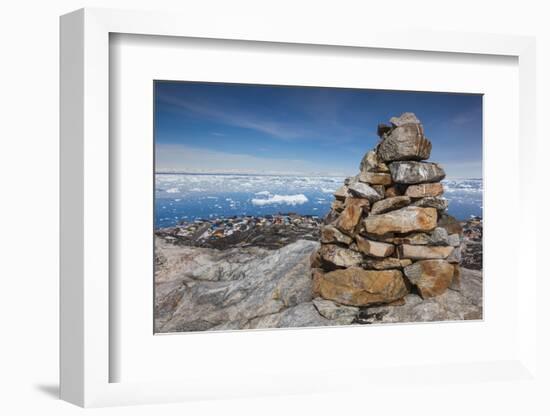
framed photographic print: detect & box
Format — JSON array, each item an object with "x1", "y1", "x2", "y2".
[
  {"x1": 60, "y1": 7, "x2": 539, "y2": 408},
  {"x1": 153, "y1": 81, "x2": 483, "y2": 334}
]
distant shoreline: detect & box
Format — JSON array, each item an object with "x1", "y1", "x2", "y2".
[{"x1": 155, "y1": 171, "x2": 348, "y2": 178}]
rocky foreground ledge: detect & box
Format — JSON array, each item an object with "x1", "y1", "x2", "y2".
[{"x1": 154, "y1": 215, "x2": 482, "y2": 332}]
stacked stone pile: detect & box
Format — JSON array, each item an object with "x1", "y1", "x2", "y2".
[{"x1": 311, "y1": 113, "x2": 463, "y2": 306}]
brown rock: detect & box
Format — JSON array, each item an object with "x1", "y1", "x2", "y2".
[
  {"x1": 438, "y1": 214, "x2": 463, "y2": 236},
  {"x1": 317, "y1": 267, "x2": 408, "y2": 306},
  {"x1": 371, "y1": 196, "x2": 411, "y2": 215},
  {"x1": 324, "y1": 209, "x2": 340, "y2": 225},
  {"x1": 358, "y1": 171, "x2": 392, "y2": 185},
  {"x1": 335, "y1": 197, "x2": 369, "y2": 235},
  {"x1": 320, "y1": 225, "x2": 353, "y2": 245},
  {"x1": 355, "y1": 235, "x2": 395, "y2": 257},
  {"x1": 364, "y1": 257, "x2": 412, "y2": 270},
  {"x1": 311, "y1": 268, "x2": 324, "y2": 297},
  {"x1": 331, "y1": 199, "x2": 345, "y2": 212},
  {"x1": 362, "y1": 232, "x2": 396, "y2": 243},
  {"x1": 333, "y1": 185, "x2": 350, "y2": 201},
  {"x1": 398, "y1": 244, "x2": 454, "y2": 260},
  {"x1": 378, "y1": 124, "x2": 432, "y2": 162},
  {"x1": 403, "y1": 259, "x2": 454, "y2": 298},
  {"x1": 359, "y1": 150, "x2": 390, "y2": 173},
  {"x1": 363, "y1": 206, "x2": 437, "y2": 235},
  {"x1": 318, "y1": 244, "x2": 364, "y2": 268},
  {"x1": 392, "y1": 232, "x2": 431, "y2": 245},
  {"x1": 387, "y1": 297, "x2": 407, "y2": 306},
  {"x1": 310, "y1": 250, "x2": 322, "y2": 268},
  {"x1": 384, "y1": 186, "x2": 401, "y2": 198},
  {"x1": 405, "y1": 183, "x2": 444, "y2": 198},
  {"x1": 450, "y1": 264, "x2": 461, "y2": 291}
]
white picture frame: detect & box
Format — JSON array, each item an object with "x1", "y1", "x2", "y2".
[{"x1": 60, "y1": 7, "x2": 538, "y2": 408}]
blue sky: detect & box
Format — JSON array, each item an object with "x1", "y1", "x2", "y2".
[{"x1": 155, "y1": 81, "x2": 482, "y2": 178}]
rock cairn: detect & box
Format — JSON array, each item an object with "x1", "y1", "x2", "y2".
[{"x1": 311, "y1": 113, "x2": 463, "y2": 306}]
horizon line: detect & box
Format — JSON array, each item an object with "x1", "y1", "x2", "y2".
[{"x1": 154, "y1": 170, "x2": 482, "y2": 180}]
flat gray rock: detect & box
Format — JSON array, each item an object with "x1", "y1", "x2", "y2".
[
  {"x1": 412, "y1": 196, "x2": 449, "y2": 212},
  {"x1": 245, "y1": 302, "x2": 333, "y2": 329},
  {"x1": 389, "y1": 161, "x2": 446, "y2": 184},
  {"x1": 347, "y1": 181, "x2": 384, "y2": 203},
  {"x1": 155, "y1": 238, "x2": 321, "y2": 332}
]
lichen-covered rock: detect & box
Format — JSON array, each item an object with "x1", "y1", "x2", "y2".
[
  {"x1": 312, "y1": 297, "x2": 359, "y2": 323},
  {"x1": 355, "y1": 235, "x2": 395, "y2": 257},
  {"x1": 334, "y1": 197, "x2": 369, "y2": 235},
  {"x1": 389, "y1": 112, "x2": 421, "y2": 127},
  {"x1": 359, "y1": 150, "x2": 390, "y2": 173},
  {"x1": 377, "y1": 124, "x2": 432, "y2": 162},
  {"x1": 446, "y1": 247, "x2": 462, "y2": 264},
  {"x1": 320, "y1": 225, "x2": 353, "y2": 245},
  {"x1": 429, "y1": 227, "x2": 449, "y2": 246},
  {"x1": 318, "y1": 244, "x2": 364, "y2": 268},
  {"x1": 371, "y1": 184, "x2": 386, "y2": 198},
  {"x1": 391, "y1": 232, "x2": 431, "y2": 245},
  {"x1": 403, "y1": 259, "x2": 454, "y2": 298},
  {"x1": 347, "y1": 181, "x2": 384, "y2": 203},
  {"x1": 316, "y1": 267, "x2": 408, "y2": 306},
  {"x1": 405, "y1": 183, "x2": 444, "y2": 197},
  {"x1": 363, "y1": 206, "x2": 437, "y2": 235},
  {"x1": 371, "y1": 196, "x2": 411, "y2": 215},
  {"x1": 358, "y1": 171, "x2": 392, "y2": 185},
  {"x1": 389, "y1": 161, "x2": 446, "y2": 184},
  {"x1": 412, "y1": 196, "x2": 449, "y2": 211},
  {"x1": 398, "y1": 244, "x2": 454, "y2": 260},
  {"x1": 364, "y1": 257, "x2": 412, "y2": 270}
]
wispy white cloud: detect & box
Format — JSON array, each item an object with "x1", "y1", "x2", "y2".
[
  {"x1": 159, "y1": 94, "x2": 309, "y2": 141},
  {"x1": 155, "y1": 143, "x2": 352, "y2": 176}
]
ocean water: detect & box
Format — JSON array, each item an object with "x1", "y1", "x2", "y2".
[{"x1": 155, "y1": 174, "x2": 482, "y2": 229}]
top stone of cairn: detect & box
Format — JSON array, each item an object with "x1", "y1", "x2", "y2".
[
  {"x1": 377, "y1": 112, "x2": 432, "y2": 162},
  {"x1": 389, "y1": 112, "x2": 421, "y2": 127}
]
